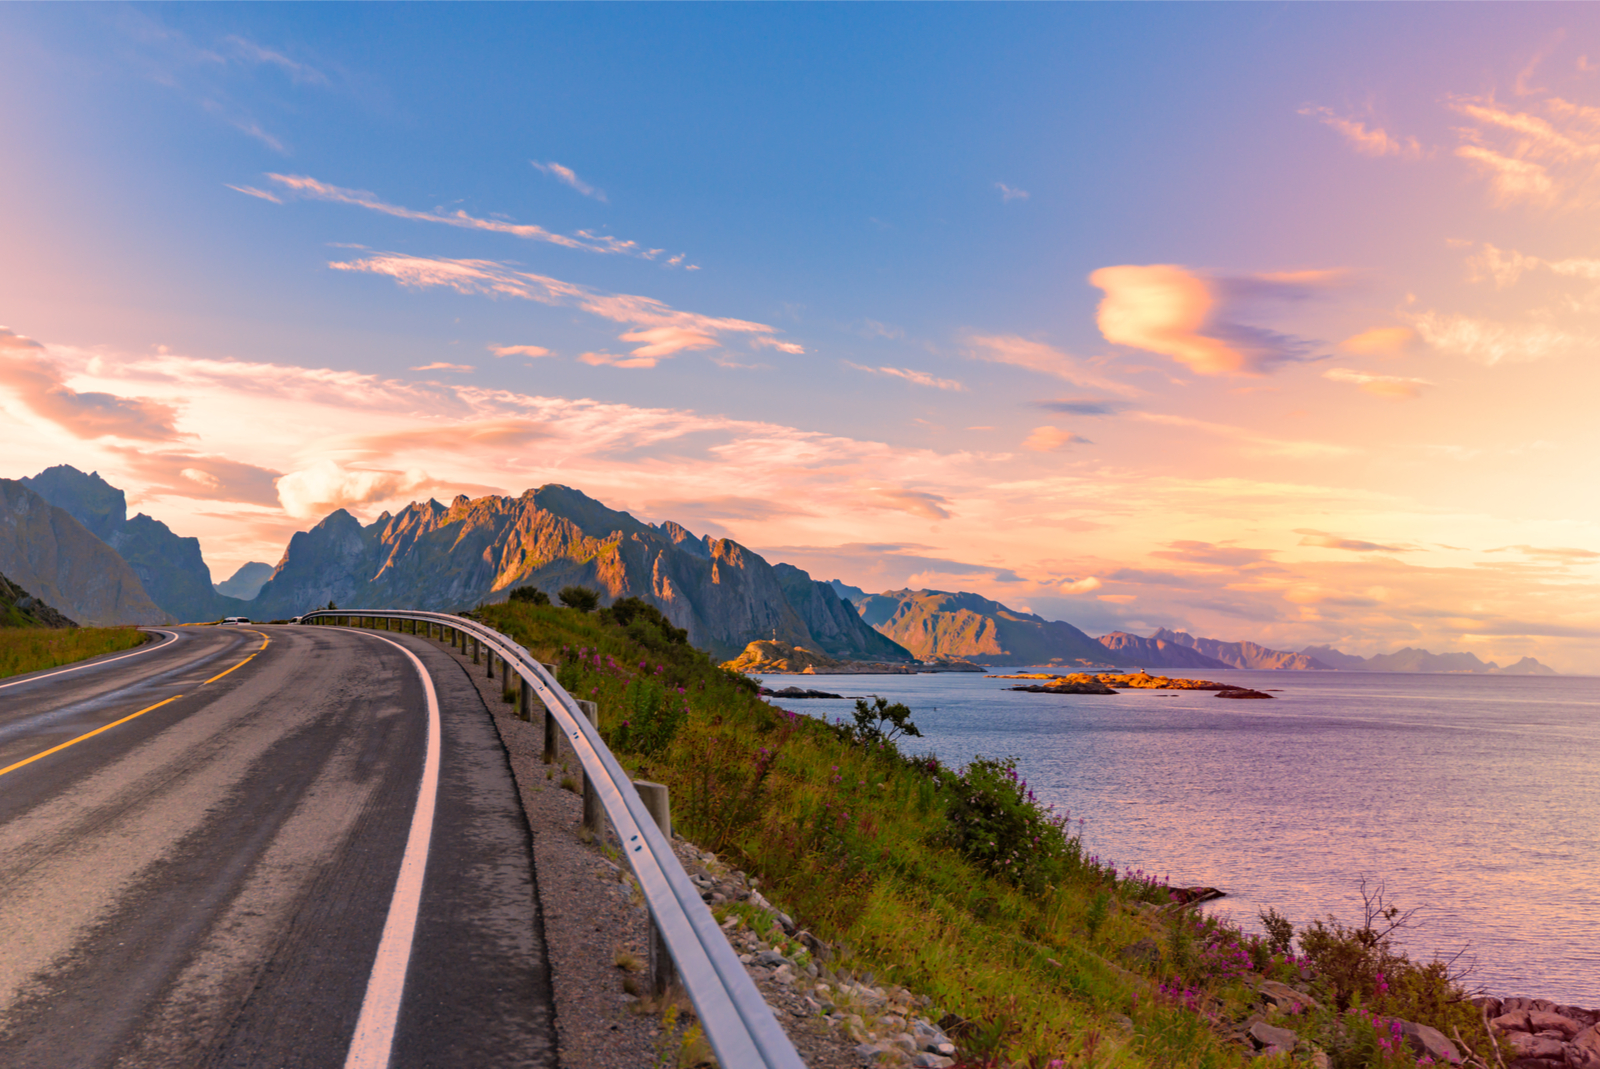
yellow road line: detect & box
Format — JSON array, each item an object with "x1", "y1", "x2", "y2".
[
  {"x1": 203, "y1": 655, "x2": 257, "y2": 685},
  {"x1": 0, "y1": 696, "x2": 182, "y2": 779},
  {"x1": 201, "y1": 629, "x2": 271, "y2": 685}
]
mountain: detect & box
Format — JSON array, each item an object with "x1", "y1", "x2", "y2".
[
  {"x1": 0, "y1": 479, "x2": 169, "y2": 625},
  {"x1": 1299, "y1": 645, "x2": 1556, "y2": 675},
  {"x1": 828, "y1": 580, "x2": 871, "y2": 606},
  {"x1": 1149, "y1": 629, "x2": 1334, "y2": 670},
  {"x1": 1096, "y1": 631, "x2": 1231, "y2": 670},
  {"x1": 214, "y1": 562, "x2": 274, "y2": 601},
  {"x1": 22, "y1": 466, "x2": 248, "y2": 622},
  {"x1": 0, "y1": 569, "x2": 77, "y2": 628},
  {"x1": 849, "y1": 588, "x2": 1130, "y2": 667},
  {"x1": 250, "y1": 486, "x2": 911, "y2": 663}
]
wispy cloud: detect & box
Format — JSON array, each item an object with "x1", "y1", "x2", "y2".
[
  {"x1": 868, "y1": 487, "x2": 952, "y2": 521},
  {"x1": 1295, "y1": 529, "x2": 1408, "y2": 553},
  {"x1": 1299, "y1": 105, "x2": 1424, "y2": 159},
  {"x1": 1447, "y1": 92, "x2": 1600, "y2": 209},
  {"x1": 578, "y1": 351, "x2": 660, "y2": 370},
  {"x1": 1468, "y1": 242, "x2": 1600, "y2": 288},
  {"x1": 752, "y1": 337, "x2": 806, "y2": 354},
  {"x1": 328, "y1": 252, "x2": 793, "y2": 361},
  {"x1": 0, "y1": 328, "x2": 181, "y2": 441},
  {"x1": 255, "y1": 174, "x2": 687, "y2": 262},
  {"x1": 1034, "y1": 397, "x2": 1133, "y2": 416},
  {"x1": 531, "y1": 160, "x2": 607, "y2": 202},
  {"x1": 412, "y1": 362, "x2": 474, "y2": 373},
  {"x1": 844, "y1": 362, "x2": 966, "y2": 391},
  {"x1": 1411, "y1": 311, "x2": 1577, "y2": 364},
  {"x1": 226, "y1": 183, "x2": 283, "y2": 204},
  {"x1": 1023, "y1": 427, "x2": 1092, "y2": 451},
  {"x1": 995, "y1": 182, "x2": 1030, "y2": 202},
  {"x1": 490, "y1": 345, "x2": 551, "y2": 358},
  {"x1": 276, "y1": 459, "x2": 438, "y2": 519},
  {"x1": 1089, "y1": 264, "x2": 1330, "y2": 376},
  {"x1": 109, "y1": 447, "x2": 283, "y2": 506},
  {"x1": 963, "y1": 334, "x2": 1141, "y2": 397},
  {"x1": 1133, "y1": 411, "x2": 1356, "y2": 459},
  {"x1": 1323, "y1": 368, "x2": 1431, "y2": 400},
  {"x1": 223, "y1": 35, "x2": 329, "y2": 86}
]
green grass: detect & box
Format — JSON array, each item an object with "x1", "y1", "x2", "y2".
[
  {"x1": 0, "y1": 627, "x2": 149, "y2": 680},
  {"x1": 471, "y1": 601, "x2": 1468, "y2": 1068}
]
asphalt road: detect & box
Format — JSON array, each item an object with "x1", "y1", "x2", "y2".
[{"x1": 0, "y1": 623, "x2": 557, "y2": 1068}]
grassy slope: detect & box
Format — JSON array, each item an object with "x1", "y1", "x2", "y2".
[
  {"x1": 479, "y1": 601, "x2": 1476, "y2": 1069},
  {"x1": 0, "y1": 627, "x2": 148, "y2": 680}
]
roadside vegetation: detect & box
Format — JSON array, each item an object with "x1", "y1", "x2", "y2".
[
  {"x1": 0, "y1": 627, "x2": 148, "y2": 680},
  {"x1": 476, "y1": 596, "x2": 1498, "y2": 1069}
]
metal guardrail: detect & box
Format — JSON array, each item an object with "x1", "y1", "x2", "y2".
[{"x1": 301, "y1": 609, "x2": 806, "y2": 1069}]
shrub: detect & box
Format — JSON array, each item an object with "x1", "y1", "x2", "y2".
[
  {"x1": 599, "y1": 596, "x2": 688, "y2": 648},
  {"x1": 558, "y1": 585, "x2": 600, "y2": 612},
  {"x1": 509, "y1": 585, "x2": 550, "y2": 605},
  {"x1": 938, "y1": 756, "x2": 1080, "y2": 896},
  {"x1": 611, "y1": 676, "x2": 688, "y2": 756}
]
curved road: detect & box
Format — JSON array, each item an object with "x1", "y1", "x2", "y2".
[{"x1": 0, "y1": 623, "x2": 557, "y2": 1068}]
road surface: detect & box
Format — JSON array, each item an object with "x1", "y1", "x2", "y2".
[{"x1": 0, "y1": 623, "x2": 557, "y2": 1068}]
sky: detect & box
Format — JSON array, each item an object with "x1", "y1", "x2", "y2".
[{"x1": 3, "y1": 4, "x2": 1600, "y2": 671}]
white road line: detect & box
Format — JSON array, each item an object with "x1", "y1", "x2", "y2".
[
  {"x1": 341, "y1": 631, "x2": 442, "y2": 1069},
  {"x1": 0, "y1": 629, "x2": 179, "y2": 691}
]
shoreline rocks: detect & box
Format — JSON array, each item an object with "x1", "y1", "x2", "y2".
[{"x1": 1478, "y1": 997, "x2": 1600, "y2": 1069}]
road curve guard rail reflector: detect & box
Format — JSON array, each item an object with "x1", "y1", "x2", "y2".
[{"x1": 301, "y1": 609, "x2": 806, "y2": 1069}]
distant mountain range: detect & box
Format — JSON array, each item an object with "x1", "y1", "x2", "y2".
[
  {"x1": 0, "y1": 464, "x2": 1562, "y2": 675},
  {"x1": 830, "y1": 582, "x2": 1557, "y2": 675}
]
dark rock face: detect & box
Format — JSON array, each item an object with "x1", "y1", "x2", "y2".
[
  {"x1": 214, "y1": 561, "x2": 274, "y2": 601},
  {"x1": 0, "y1": 569, "x2": 78, "y2": 628},
  {"x1": 852, "y1": 588, "x2": 1131, "y2": 667},
  {"x1": 251, "y1": 486, "x2": 910, "y2": 663},
  {"x1": 22, "y1": 465, "x2": 246, "y2": 622},
  {"x1": 1097, "y1": 631, "x2": 1232, "y2": 670},
  {"x1": 0, "y1": 479, "x2": 169, "y2": 625}
]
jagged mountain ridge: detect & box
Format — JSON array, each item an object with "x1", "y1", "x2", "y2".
[
  {"x1": 1096, "y1": 631, "x2": 1231, "y2": 670},
  {"x1": 250, "y1": 485, "x2": 910, "y2": 663},
  {"x1": 1299, "y1": 644, "x2": 1555, "y2": 675},
  {"x1": 0, "y1": 479, "x2": 168, "y2": 625},
  {"x1": 23, "y1": 466, "x2": 248, "y2": 622},
  {"x1": 1149, "y1": 629, "x2": 1334, "y2": 671},
  {"x1": 849, "y1": 588, "x2": 1131, "y2": 667}
]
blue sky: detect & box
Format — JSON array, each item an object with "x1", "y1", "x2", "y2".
[{"x1": 4, "y1": 4, "x2": 1600, "y2": 668}]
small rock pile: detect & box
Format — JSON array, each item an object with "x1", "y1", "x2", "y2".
[
  {"x1": 674, "y1": 840, "x2": 960, "y2": 1068},
  {"x1": 1481, "y1": 997, "x2": 1600, "y2": 1069}
]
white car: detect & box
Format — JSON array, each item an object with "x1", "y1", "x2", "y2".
[{"x1": 222, "y1": 616, "x2": 251, "y2": 625}]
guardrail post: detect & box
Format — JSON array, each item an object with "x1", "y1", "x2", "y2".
[
  {"x1": 518, "y1": 675, "x2": 531, "y2": 722},
  {"x1": 634, "y1": 780, "x2": 678, "y2": 997},
  {"x1": 486, "y1": 646, "x2": 494, "y2": 678},
  {"x1": 472, "y1": 636, "x2": 480, "y2": 664},
  {"x1": 541, "y1": 664, "x2": 559, "y2": 761},
  {"x1": 578, "y1": 699, "x2": 602, "y2": 836}
]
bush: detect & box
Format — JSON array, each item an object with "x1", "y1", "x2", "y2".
[
  {"x1": 509, "y1": 585, "x2": 550, "y2": 605},
  {"x1": 599, "y1": 596, "x2": 688, "y2": 648},
  {"x1": 848, "y1": 696, "x2": 922, "y2": 748},
  {"x1": 558, "y1": 585, "x2": 600, "y2": 612},
  {"x1": 938, "y1": 756, "x2": 1081, "y2": 896}
]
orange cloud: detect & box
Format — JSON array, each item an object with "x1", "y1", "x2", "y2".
[
  {"x1": 844, "y1": 362, "x2": 966, "y2": 391},
  {"x1": 412, "y1": 362, "x2": 473, "y2": 372},
  {"x1": 1023, "y1": 426, "x2": 1092, "y2": 451},
  {"x1": 0, "y1": 328, "x2": 181, "y2": 441},
  {"x1": 579, "y1": 351, "x2": 659, "y2": 369},
  {"x1": 1090, "y1": 265, "x2": 1244, "y2": 375},
  {"x1": 1338, "y1": 327, "x2": 1415, "y2": 356},
  {"x1": 490, "y1": 345, "x2": 551, "y2": 358},
  {"x1": 867, "y1": 487, "x2": 951, "y2": 521},
  {"x1": 1299, "y1": 106, "x2": 1424, "y2": 159},
  {"x1": 275, "y1": 460, "x2": 437, "y2": 519},
  {"x1": 617, "y1": 326, "x2": 719, "y2": 359},
  {"x1": 109, "y1": 448, "x2": 283, "y2": 506}
]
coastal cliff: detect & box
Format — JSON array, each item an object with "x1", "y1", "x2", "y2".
[{"x1": 853, "y1": 588, "x2": 1130, "y2": 667}]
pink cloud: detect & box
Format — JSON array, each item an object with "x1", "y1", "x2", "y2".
[
  {"x1": 530, "y1": 160, "x2": 608, "y2": 202},
  {"x1": 275, "y1": 459, "x2": 437, "y2": 519},
  {"x1": 752, "y1": 337, "x2": 806, "y2": 354},
  {"x1": 843, "y1": 362, "x2": 966, "y2": 391},
  {"x1": 1299, "y1": 106, "x2": 1424, "y2": 159},
  {"x1": 1338, "y1": 327, "x2": 1415, "y2": 356},
  {"x1": 330, "y1": 252, "x2": 794, "y2": 361},
  {"x1": 0, "y1": 328, "x2": 181, "y2": 441},
  {"x1": 868, "y1": 487, "x2": 952, "y2": 521},
  {"x1": 579, "y1": 351, "x2": 659, "y2": 370},
  {"x1": 412, "y1": 362, "x2": 474, "y2": 372},
  {"x1": 261, "y1": 174, "x2": 649, "y2": 257},
  {"x1": 490, "y1": 345, "x2": 551, "y2": 358},
  {"x1": 962, "y1": 334, "x2": 1140, "y2": 396},
  {"x1": 108, "y1": 448, "x2": 283, "y2": 506}
]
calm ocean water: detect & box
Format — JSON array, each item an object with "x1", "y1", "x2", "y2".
[{"x1": 756, "y1": 668, "x2": 1600, "y2": 1005}]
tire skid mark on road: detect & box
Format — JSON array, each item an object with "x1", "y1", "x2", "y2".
[{"x1": 0, "y1": 632, "x2": 335, "y2": 1013}]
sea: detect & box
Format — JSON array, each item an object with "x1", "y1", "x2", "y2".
[{"x1": 754, "y1": 668, "x2": 1600, "y2": 1006}]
